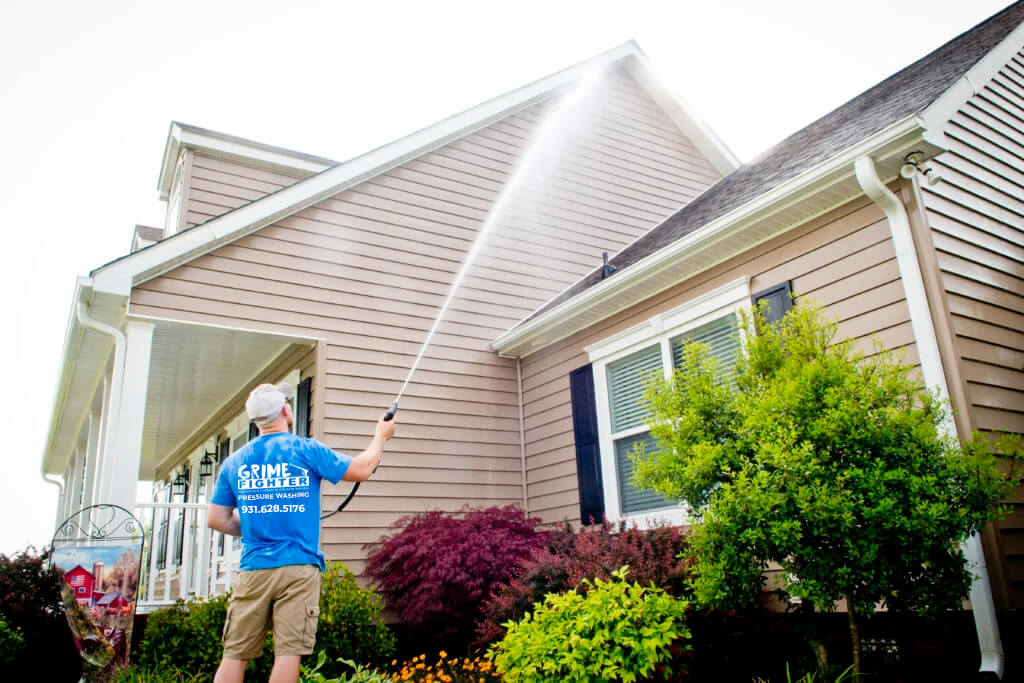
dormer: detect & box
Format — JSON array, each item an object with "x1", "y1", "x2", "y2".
[
  {"x1": 130, "y1": 225, "x2": 164, "y2": 253},
  {"x1": 156, "y1": 122, "x2": 338, "y2": 235}
]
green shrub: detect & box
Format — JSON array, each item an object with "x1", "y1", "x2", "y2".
[
  {"x1": 0, "y1": 613, "x2": 24, "y2": 665},
  {"x1": 137, "y1": 593, "x2": 274, "y2": 680},
  {"x1": 0, "y1": 547, "x2": 80, "y2": 680},
  {"x1": 490, "y1": 566, "x2": 690, "y2": 682},
  {"x1": 314, "y1": 562, "x2": 395, "y2": 678}
]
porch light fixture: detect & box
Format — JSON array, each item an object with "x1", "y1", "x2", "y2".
[
  {"x1": 199, "y1": 451, "x2": 215, "y2": 485},
  {"x1": 172, "y1": 468, "x2": 189, "y2": 499}
]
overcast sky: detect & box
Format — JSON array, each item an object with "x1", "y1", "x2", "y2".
[{"x1": 0, "y1": 0, "x2": 1011, "y2": 554}]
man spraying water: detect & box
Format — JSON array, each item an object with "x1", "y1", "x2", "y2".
[{"x1": 207, "y1": 382, "x2": 396, "y2": 683}]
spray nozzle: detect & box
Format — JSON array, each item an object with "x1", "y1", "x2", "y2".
[{"x1": 383, "y1": 401, "x2": 398, "y2": 421}]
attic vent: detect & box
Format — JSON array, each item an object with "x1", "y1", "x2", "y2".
[{"x1": 601, "y1": 252, "x2": 617, "y2": 279}]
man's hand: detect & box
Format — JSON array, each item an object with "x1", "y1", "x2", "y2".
[{"x1": 375, "y1": 414, "x2": 396, "y2": 442}]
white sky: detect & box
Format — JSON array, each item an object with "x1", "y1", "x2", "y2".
[{"x1": 0, "y1": 0, "x2": 1011, "y2": 554}]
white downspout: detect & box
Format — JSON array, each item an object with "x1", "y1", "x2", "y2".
[
  {"x1": 854, "y1": 155, "x2": 1004, "y2": 680},
  {"x1": 76, "y1": 302, "x2": 127, "y2": 506},
  {"x1": 42, "y1": 474, "x2": 64, "y2": 526}
]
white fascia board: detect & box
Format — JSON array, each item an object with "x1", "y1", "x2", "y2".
[
  {"x1": 625, "y1": 52, "x2": 740, "y2": 174},
  {"x1": 493, "y1": 115, "x2": 931, "y2": 358},
  {"x1": 156, "y1": 122, "x2": 334, "y2": 199},
  {"x1": 920, "y1": 19, "x2": 1024, "y2": 149},
  {"x1": 42, "y1": 277, "x2": 94, "y2": 474},
  {"x1": 99, "y1": 43, "x2": 646, "y2": 297}
]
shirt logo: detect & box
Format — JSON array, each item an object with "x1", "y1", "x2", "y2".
[{"x1": 237, "y1": 463, "x2": 310, "y2": 491}]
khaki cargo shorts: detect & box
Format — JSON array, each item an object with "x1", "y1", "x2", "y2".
[{"x1": 222, "y1": 564, "x2": 321, "y2": 659}]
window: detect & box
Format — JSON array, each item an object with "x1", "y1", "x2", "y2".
[
  {"x1": 587, "y1": 278, "x2": 749, "y2": 526},
  {"x1": 77, "y1": 586, "x2": 86, "y2": 595}
]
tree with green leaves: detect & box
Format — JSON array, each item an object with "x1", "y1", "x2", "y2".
[{"x1": 631, "y1": 302, "x2": 1020, "y2": 675}]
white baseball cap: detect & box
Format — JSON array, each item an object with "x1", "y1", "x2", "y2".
[{"x1": 245, "y1": 382, "x2": 293, "y2": 425}]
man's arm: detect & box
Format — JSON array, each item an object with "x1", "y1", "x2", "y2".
[
  {"x1": 342, "y1": 415, "x2": 396, "y2": 482},
  {"x1": 207, "y1": 503, "x2": 241, "y2": 536}
]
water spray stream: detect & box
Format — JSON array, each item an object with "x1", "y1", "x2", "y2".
[
  {"x1": 383, "y1": 64, "x2": 610, "y2": 420},
  {"x1": 325, "y1": 65, "x2": 611, "y2": 518}
]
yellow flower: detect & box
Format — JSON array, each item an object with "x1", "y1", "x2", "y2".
[{"x1": 439, "y1": 650, "x2": 447, "y2": 659}]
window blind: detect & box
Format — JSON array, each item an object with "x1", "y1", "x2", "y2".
[
  {"x1": 614, "y1": 431, "x2": 675, "y2": 514},
  {"x1": 670, "y1": 313, "x2": 740, "y2": 380},
  {"x1": 607, "y1": 344, "x2": 662, "y2": 433}
]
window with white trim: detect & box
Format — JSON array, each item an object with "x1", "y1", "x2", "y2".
[{"x1": 587, "y1": 278, "x2": 750, "y2": 526}]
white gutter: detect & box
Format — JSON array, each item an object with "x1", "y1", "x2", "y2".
[
  {"x1": 854, "y1": 155, "x2": 1004, "y2": 680},
  {"x1": 75, "y1": 302, "x2": 127, "y2": 505}
]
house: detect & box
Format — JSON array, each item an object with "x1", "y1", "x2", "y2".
[
  {"x1": 95, "y1": 590, "x2": 131, "y2": 616},
  {"x1": 63, "y1": 565, "x2": 97, "y2": 606},
  {"x1": 41, "y1": 1, "x2": 1023, "y2": 677}
]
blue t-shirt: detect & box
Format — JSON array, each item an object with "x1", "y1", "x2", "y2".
[{"x1": 211, "y1": 432, "x2": 352, "y2": 571}]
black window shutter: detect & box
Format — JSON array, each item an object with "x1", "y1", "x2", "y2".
[
  {"x1": 296, "y1": 377, "x2": 312, "y2": 438},
  {"x1": 248, "y1": 421, "x2": 259, "y2": 440},
  {"x1": 752, "y1": 281, "x2": 793, "y2": 326},
  {"x1": 217, "y1": 437, "x2": 230, "y2": 464},
  {"x1": 569, "y1": 364, "x2": 605, "y2": 525}
]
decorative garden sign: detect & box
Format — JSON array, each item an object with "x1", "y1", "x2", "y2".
[{"x1": 50, "y1": 505, "x2": 145, "y2": 679}]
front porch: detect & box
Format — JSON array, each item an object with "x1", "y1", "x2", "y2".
[
  {"x1": 44, "y1": 298, "x2": 319, "y2": 612},
  {"x1": 133, "y1": 502, "x2": 235, "y2": 612}
]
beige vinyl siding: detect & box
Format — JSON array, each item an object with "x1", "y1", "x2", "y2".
[
  {"x1": 521, "y1": 196, "x2": 915, "y2": 525},
  {"x1": 920, "y1": 48, "x2": 1024, "y2": 607},
  {"x1": 129, "y1": 67, "x2": 721, "y2": 570},
  {"x1": 183, "y1": 154, "x2": 318, "y2": 230}
]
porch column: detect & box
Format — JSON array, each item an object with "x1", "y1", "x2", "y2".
[
  {"x1": 81, "y1": 412, "x2": 99, "y2": 509},
  {"x1": 68, "y1": 445, "x2": 85, "y2": 515},
  {"x1": 60, "y1": 451, "x2": 75, "y2": 523},
  {"x1": 101, "y1": 320, "x2": 155, "y2": 511}
]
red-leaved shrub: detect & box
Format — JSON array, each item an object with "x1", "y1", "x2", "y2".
[
  {"x1": 476, "y1": 520, "x2": 691, "y2": 644},
  {"x1": 363, "y1": 505, "x2": 546, "y2": 645}
]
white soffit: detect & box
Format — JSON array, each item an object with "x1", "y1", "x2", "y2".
[{"x1": 140, "y1": 318, "x2": 312, "y2": 477}]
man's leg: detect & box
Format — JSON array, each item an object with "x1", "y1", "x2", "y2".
[
  {"x1": 213, "y1": 657, "x2": 248, "y2": 683},
  {"x1": 269, "y1": 655, "x2": 302, "y2": 683}
]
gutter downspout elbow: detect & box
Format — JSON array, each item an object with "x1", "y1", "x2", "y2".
[
  {"x1": 76, "y1": 303, "x2": 127, "y2": 506},
  {"x1": 42, "y1": 473, "x2": 64, "y2": 533},
  {"x1": 855, "y1": 155, "x2": 1004, "y2": 680}
]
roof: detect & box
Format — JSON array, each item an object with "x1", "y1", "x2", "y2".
[
  {"x1": 90, "y1": 41, "x2": 737, "y2": 298},
  {"x1": 495, "y1": 1, "x2": 1024, "y2": 354},
  {"x1": 156, "y1": 122, "x2": 339, "y2": 199},
  {"x1": 96, "y1": 591, "x2": 128, "y2": 605}
]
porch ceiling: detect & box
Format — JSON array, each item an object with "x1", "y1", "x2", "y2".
[{"x1": 141, "y1": 321, "x2": 311, "y2": 477}]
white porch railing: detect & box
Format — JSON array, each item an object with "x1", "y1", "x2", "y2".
[{"x1": 134, "y1": 502, "x2": 239, "y2": 613}]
